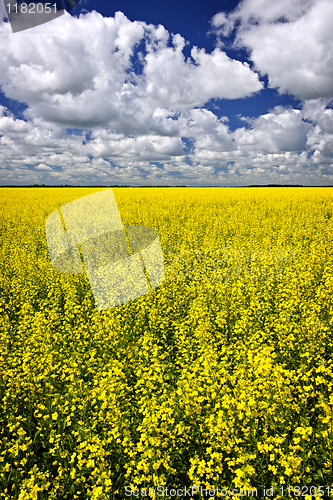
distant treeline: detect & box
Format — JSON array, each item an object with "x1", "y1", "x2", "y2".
[
  {"x1": 0, "y1": 184, "x2": 186, "y2": 188},
  {"x1": 246, "y1": 184, "x2": 305, "y2": 187},
  {"x1": 1, "y1": 184, "x2": 333, "y2": 188}
]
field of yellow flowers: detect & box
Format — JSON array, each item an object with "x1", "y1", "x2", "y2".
[{"x1": 1, "y1": 186, "x2": 333, "y2": 500}]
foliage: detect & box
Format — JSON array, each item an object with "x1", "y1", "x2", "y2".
[{"x1": 1, "y1": 187, "x2": 333, "y2": 499}]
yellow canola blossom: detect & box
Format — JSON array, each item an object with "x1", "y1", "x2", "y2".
[{"x1": 1, "y1": 187, "x2": 333, "y2": 498}]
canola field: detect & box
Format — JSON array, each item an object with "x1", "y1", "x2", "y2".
[{"x1": 1, "y1": 186, "x2": 333, "y2": 500}]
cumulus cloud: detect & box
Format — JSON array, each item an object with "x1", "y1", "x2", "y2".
[
  {"x1": 233, "y1": 107, "x2": 312, "y2": 153},
  {"x1": 1, "y1": 98, "x2": 332, "y2": 186},
  {"x1": 0, "y1": 9, "x2": 262, "y2": 134},
  {"x1": 0, "y1": 105, "x2": 29, "y2": 133},
  {"x1": 302, "y1": 99, "x2": 333, "y2": 134},
  {"x1": 212, "y1": 0, "x2": 333, "y2": 100},
  {"x1": 1, "y1": 6, "x2": 333, "y2": 186},
  {"x1": 211, "y1": 12, "x2": 234, "y2": 38},
  {"x1": 88, "y1": 133, "x2": 185, "y2": 161},
  {"x1": 179, "y1": 108, "x2": 234, "y2": 152},
  {"x1": 212, "y1": 0, "x2": 315, "y2": 26},
  {"x1": 35, "y1": 163, "x2": 53, "y2": 170},
  {"x1": 144, "y1": 38, "x2": 262, "y2": 107}
]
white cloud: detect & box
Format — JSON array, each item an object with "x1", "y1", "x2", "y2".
[
  {"x1": 1, "y1": 7, "x2": 333, "y2": 185},
  {"x1": 144, "y1": 39, "x2": 262, "y2": 107},
  {"x1": 88, "y1": 133, "x2": 186, "y2": 161},
  {"x1": 0, "y1": 9, "x2": 262, "y2": 133},
  {"x1": 2, "y1": 99, "x2": 332, "y2": 186},
  {"x1": 35, "y1": 163, "x2": 52, "y2": 170},
  {"x1": 179, "y1": 108, "x2": 234, "y2": 151},
  {"x1": 215, "y1": 0, "x2": 315, "y2": 25},
  {"x1": 211, "y1": 12, "x2": 234, "y2": 37},
  {"x1": 212, "y1": 0, "x2": 333, "y2": 100},
  {"x1": 233, "y1": 107, "x2": 312, "y2": 153},
  {"x1": 302, "y1": 99, "x2": 333, "y2": 134},
  {"x1": 0, "y1": 105, "x2": 29, "y2": 133}
]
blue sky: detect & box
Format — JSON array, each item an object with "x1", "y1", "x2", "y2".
[{"x1": 0, "y1": 0, "x2": 333, "y2": 185}]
